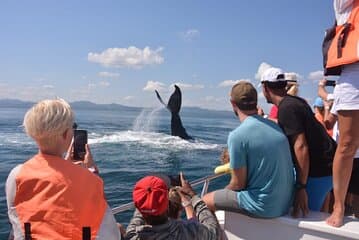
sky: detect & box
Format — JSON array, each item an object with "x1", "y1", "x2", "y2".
[{"x1": 0, "y1": 1, "x2": 336, "y2": 112}]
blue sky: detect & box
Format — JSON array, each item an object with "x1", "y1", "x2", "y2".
[{"x1": 0, "y1": 1, "x2": 335, "y2": 112}]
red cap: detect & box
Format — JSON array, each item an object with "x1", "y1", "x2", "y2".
[{"x1": 133, "y1": 176, "x2": 169, "y2": 216}]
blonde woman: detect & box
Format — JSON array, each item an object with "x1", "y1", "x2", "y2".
[{"x1": 6, "y1": 99, "x2": 121, "y2": 240}]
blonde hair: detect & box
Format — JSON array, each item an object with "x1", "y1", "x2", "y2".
[
  {"x1": 23, "y1": 98, "x2": 74, "y2": 147},
  {"x1": 286, "y1": 83, "x2": 299, "y2": 96}
]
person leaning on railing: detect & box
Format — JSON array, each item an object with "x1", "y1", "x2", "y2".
[{"x1": 124, "y1": 173, "x2": 220, "y2": 240}]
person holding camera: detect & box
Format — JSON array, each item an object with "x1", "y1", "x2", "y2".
[
  {"x1": 125, "y1": 173, "x2": 220, "y2": 240},
  {"x1": 5, "y1": 99, "x2": 121, "y2": 239}
]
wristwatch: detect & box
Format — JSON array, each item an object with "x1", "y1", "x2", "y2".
[{"x1": 295, "y1": 182, "x2": 307, "y2": 190}]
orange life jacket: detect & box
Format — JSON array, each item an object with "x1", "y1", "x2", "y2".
[
  {"x1": 14, "y1": 153, "x2": 107, "y2": 240},
  {"x1": 324, "y1": 0, "x2": 359, "y2": 75}
]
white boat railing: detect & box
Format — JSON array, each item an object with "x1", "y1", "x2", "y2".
[{"x1": 111, "y1": 172, "x2": 228, "y2": 215}]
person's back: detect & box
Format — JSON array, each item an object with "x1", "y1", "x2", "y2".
[
  {"x1": 278, "y1": 95, "x2": 336, "y2": 177},
  {"x1": 125, "y1": 175, "x2": 220, "y2": 240},
  {"x1": 228, "y1": 115, "x2": 294, "y2": 218},
  {"x1": 125, "y1": 200, "x2": 217, "y2": 240},
  {"x1": 6, "y1": 99, "x2": 120, "y2": 240}
]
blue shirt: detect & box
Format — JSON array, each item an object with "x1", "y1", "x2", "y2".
[{"x1": 228, "y1": 115, "x2": 294, "y2": 218}]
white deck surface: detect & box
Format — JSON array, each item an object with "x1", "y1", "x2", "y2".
[{"x1": 216, "y1": 211, "x2": 359, "y2": 240}]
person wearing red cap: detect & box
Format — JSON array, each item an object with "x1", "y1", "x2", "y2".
[{"x1": 125, "y1": 173, "x2": 220, "y2": 240}]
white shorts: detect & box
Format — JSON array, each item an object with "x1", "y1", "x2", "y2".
[{"x1": 331, "y1": 63, "x2": 359, "y2": 113}]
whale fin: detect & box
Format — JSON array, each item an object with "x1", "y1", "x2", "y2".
[
  {"x1": 154, "y1": 85, "x2": 193, "y2": 140},
  {"x1": 167, "y1": 85, "x2": 181, "y2": 114},
  {"x1": 155, "y1": 90, "x2": 167, "y2": 108}
]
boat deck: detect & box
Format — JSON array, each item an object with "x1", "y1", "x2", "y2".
[{"x1": 216, "y1": 211, "x2": 359, "y2": 240}]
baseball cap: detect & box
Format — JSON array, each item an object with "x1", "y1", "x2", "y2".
[
  {"x1": 231, "y1": 81, "x2": 257, "y2": 110},
  {"x1": 133, "y1": 176, "x2": 169, "y2": 216},
  {"x1": 261, "y1": 67, "x2": 286, "y2": 83},
  {"x1": 313, "y1": 97, "x2": 324, "y2": 108}
]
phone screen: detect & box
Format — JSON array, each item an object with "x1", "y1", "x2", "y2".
[
  {"x1": 168, "y1": 174, "x2": 181, "y2": 186},
  {"x1": 73, "y1": 130, "x2": 88, "y2": 160},
  {"x1": 325, "y1": 80, "x2": 336, "y2": 87}
]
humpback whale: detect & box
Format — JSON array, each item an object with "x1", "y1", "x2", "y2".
[{"x1": 155, "y1": 85, "x2": 193, "y2": 140}]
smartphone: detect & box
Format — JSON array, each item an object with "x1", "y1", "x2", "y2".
[
  {"x1": 73, "y1": 130, "x2": 88, "y2": 160},
  {"x1": 325, "y1": 80, "x2": 336, "y2": 87},
  {"x1": 168, "y1": 174, "x2": 181, "y2": 187}
]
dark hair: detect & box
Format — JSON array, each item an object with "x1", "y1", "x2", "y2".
[
  {"x1": 142, "y1": 212, "x2": 168, "y2": 225},
  {"x1": 263, "y1": 81, "x2": 287, "y2": 89},
  {"x1": 168, "y1": 188, "x2": 183, "y2": 219}
]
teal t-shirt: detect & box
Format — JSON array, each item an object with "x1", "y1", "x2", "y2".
[{"x1": 228, "y1": 115, "x2": 294, "y2": 218}]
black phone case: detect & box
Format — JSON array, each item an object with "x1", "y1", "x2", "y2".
[{"x1": 73, "y1": 130, "x2": 87, "y2": 160}]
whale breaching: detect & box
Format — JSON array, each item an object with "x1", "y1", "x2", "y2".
[{"x1": 155, "y1": 85, "x2": 193, "y2": 140}]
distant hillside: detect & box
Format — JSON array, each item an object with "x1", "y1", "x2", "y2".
[
  {"x1": 0, "y1": 99, "x2": 35, "y2": 108},
  {"x1": 70, "y1": 101, "x2": 140, "y2": 111},
  {"x1": 0, "y1": 99, "x2": 232, "y2": 116},
  {"x1": 0, "y1": 99, "x2": 141, "y2": 111}
]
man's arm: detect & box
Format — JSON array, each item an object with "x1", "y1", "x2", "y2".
[
  {"x1": 190, "y1": 196, "x2": 221, "y2": 240},
  {"x1": 226, "y1": 167, "x2": 247, "y2": 191},
  {"x1": 124, "y1": 209, "x2": 145, "y2": 240},
  {"x1": 291, "y1": 133, "x2": 310, "y2": 217},
  {"x1": 6, "y1": 165, "x2": 24, "y2": 240}
]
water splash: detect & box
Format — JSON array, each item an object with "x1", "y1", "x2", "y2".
[
  {"x1": 132, "y1": 107, "x2": 163, "y2": 132},
  {"x1": 89, "y1": 130, "x2": 220, "y2": 150}
]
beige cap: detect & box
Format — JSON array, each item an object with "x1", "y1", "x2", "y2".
[{"x1": 231, "y1": 81, "x2": 257, "y2": 110}]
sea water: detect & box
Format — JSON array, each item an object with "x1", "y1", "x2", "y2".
[{"x1": 0, "y1": 105, "x2": 237, "y2": 238}]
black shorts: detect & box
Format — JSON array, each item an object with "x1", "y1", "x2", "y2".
[{"x1": 348, "y1": 158, "x2": 359, "y2": 195}]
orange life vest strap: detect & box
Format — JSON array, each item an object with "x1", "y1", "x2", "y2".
[{"x1": 324, "y1": 0, "x2": 359, "y2": 75}]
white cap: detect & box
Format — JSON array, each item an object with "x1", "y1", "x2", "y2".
[
  {"x1": 285, "y1": 72, "x2": 297, "y2": 82},
  {"x1": 261, "y1": 67, "x2": 286, "y2": 82}
]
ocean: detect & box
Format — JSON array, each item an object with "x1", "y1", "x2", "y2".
[{"x1": 0, "y1": 105, "x2": 237, "y2": 238}]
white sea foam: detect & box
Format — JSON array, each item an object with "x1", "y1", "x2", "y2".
[{"x1": 89, "y1": 130, "x2": 219, "y2": 150}]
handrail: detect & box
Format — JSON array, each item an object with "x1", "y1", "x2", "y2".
[{"x1": 111, "y1": 172, "x2": 228, "y2": 215}]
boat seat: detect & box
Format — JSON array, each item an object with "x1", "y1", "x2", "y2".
[{"x1": 215, "y1": 210, "x2": 359, "y2": 240}]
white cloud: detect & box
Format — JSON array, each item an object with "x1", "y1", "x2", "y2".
[
  {"x1": 308, "y1": 70, "x2": 323, "y2": 81},
  {"x1": 99, "y1": 81, "x2": 110, "y2": 87},
  {"x1": 258, "y1": 91, "x2": 265, "y2": 100},
  {"x1": 218, "y1": 79, "x2": 251, "y2": 87},
  {"x1": 42, "y1": 84, "x2": 54, "y2": 90},
  {"x1": 88, "y1": 46, "x2": 164, "y2": 69},
  {"x1": 123, "y1": 96, "x2": 134, "y2": 101},
  {"x1": 88, "y1": 83, "x2": 96, "y2": 89},
  {"x1": 255, "y1": 62, "x2": 273, "y2": 80},
  {"x1": 180, "y1": 29, "x2": 200, "y2": 41},
  {"x1": 171, "y1": 82, "x2": 204, "y2": 90},
  {"x1": 98, "y1": 71, "x2": 120, "y2": 78},
  {"x1": 143, "y1": 81, "x2": 166, "y2": 91}
]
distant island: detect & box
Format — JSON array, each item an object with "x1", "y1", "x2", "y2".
[
  {"x1": 0, "y1": 99, "x2": 231, "y2": 116},
  {"x1": 0, "y1": 99, "x2": 140, "y2": 111}
]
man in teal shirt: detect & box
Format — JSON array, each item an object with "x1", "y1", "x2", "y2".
[{"x1": 203, "y1": 81, "x2": 294, "y2": 218}]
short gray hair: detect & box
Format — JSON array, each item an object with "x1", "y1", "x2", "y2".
[{"x1": 23, "y1": 98, "x2": 74, "y2": 142}]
